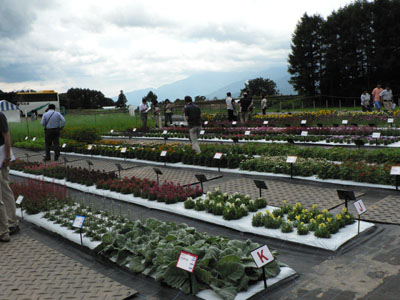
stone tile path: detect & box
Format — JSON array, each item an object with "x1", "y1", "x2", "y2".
[
  {"x1": 361, "y1": 195, "x2": 400, "y2": 225},
  {"x1": 0, "y1": 234, "x2": 136, "y2": 300}
]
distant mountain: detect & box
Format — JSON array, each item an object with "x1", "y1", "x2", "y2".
[{"x1": 117, "y1": 66, "x2": 296, "y2": 106}]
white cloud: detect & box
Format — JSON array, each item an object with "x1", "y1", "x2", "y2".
[{"x1": 0, "y1": 0, "x2": 355, "y2": 96}]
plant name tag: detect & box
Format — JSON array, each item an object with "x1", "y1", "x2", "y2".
[
  {"x1": 88, "y1": 145, "x2": 93, "y2": 150},
  {"x1": 72, "y1": 215, "x2": 86, "y2": 229},
  {"x1": 180, "y1": 122, "x2": 184, "y2": 126},
  {"x1": 200, "y1": 130, "x2": 205, "y2": 135},
  {"x1": 25, "y1": 136, "x2": 28, "y2": 140},
  {"x1": 16, "y1": 195, "x2": 24, "y2": 205},
  {"x1": 121, "y1": 147, "x2": 127, "y2": 153},
  {"x1": 354, "y1": 199, "x2": 367, "y2": 215},
  {"x1": 263, "y1": 121, "x2": 269, "y2": 125},
  {"x1": 176, "y1": 251, "x2": 198, "y2": 273},
  {"x1": 286, "y1": 156, "x2": 297, "y2": 163},
  {"x1": 62, "y1": 143, "x2": 67, "y2": 148},
  {"x1": 390, "y1": 166, "x2": 400, "y2": 175},
  {"x1": 232, "y1": 121, "x2": 237, "y2": 125},
  {"x1": 214, "y1": 152, "x2": 223, "y2": 160},
  {"x1": 245, "y1": 130, "x2": 251, "y2": 136},
  {"x1": 162, "y1": 130, "x2": 168, "y2": 135},
  {"x1": 342, "y1": 120, "x2": 348, "y2": 124},
  {"x1": 301, "y1": 120, "x2": 307, "y2": 125},
  {"x1": 301, "y1": 131, "x2": 308, "y2": 136},
  {"x1": 387, "y1": 118, "x2": 394, "y2": 123},
  {"x1": 160, "y1": 150, "x2": 167, "y2": 157},
  {"x1": 204, "y1": 121, "x2": 209, "y2": 125},
  {"x1": 133, "y1": 128, "x2": 137, "y2": 132},
  {"x1": 250, "y1": 245, "x2": 274, "y2": 268},
  {"x1": 32, "y1": 137, "x2": 36, "y2": 142},
  {"x1": 372, "y1": 132, "x2": 381, "y2": 138},
  {"x1": 110, "y1": 129, "x2": 114, "y2": 133}
]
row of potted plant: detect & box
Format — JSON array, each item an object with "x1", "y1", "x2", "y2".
[
  {"x1": 252, "y1": 201, "x2": 355, "y2": 239},
  {"x1": 184, "y1": 188, "x2": 267, "y2": 220}
]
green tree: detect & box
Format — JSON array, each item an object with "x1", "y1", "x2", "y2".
[
  {"x1": 242, "y1": 77, "x2": 279, "y2": 96},
  {"x1": 142, "y1": 91, "x2": 158, "y2": 105},
  {"x1": 194, "y1": 95, "x2": 206, "y2": 102},
  {"x1": 116, "y1": 90, "x2": 127, "y2": 108},
  {"x1": 62, "y1": 88, "x2": 114, "y2": 109},
  {"x1": 288, "y1": 13, "x2": 325, "y2": 96}
]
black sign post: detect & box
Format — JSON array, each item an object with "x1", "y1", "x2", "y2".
[
  {"x1": 195, "y1": 174, "x2": 208, "y2": 193},
  {"x1": 115, "y1": 163, "x2": 123, "y2": 178},
  {"x1": 153, "y1": 168, "x2": 163, "y2": 186},
  {"x1": 86, "y1": 160, "x2": 93, "y2": 172},
  {"x1": 254, "y1": 180, "x2": 268, "y2": 198},
  {"x1": 337, "y1": 190, "x2": 356, "y2": 209}
]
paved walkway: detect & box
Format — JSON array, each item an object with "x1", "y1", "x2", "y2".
[{"x1": 0, "y1": 233, "x2": 136, "y2": 300}]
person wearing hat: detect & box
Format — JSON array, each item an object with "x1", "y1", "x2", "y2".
[{"x1": 41, "y1": 104, "x2": 65, "y2": 161}]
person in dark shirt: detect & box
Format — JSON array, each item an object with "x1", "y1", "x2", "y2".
[
  {"x1": 183, "y1": 96, "x2": 201, "y2": 153},
  {"x1": 239, "y1": 92, "x2": 253, "y2": 123}
]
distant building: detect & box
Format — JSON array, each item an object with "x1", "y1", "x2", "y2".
[{"x1": 102, "y1": 106, "x2": 117, "y2": 110}]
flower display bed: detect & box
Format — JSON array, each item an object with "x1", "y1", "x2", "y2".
[{"x1": 11, "y1": 170, "x2": 375, "y2": 251}]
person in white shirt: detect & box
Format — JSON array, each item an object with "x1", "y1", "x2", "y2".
[
  {"x1": 360, "y1": 90, "x2": 371, "y2": 112},
  {"x1": 261, "y1": 95, "x2": 267, "y2": 115},
  {"x1": 379, "y1": 86, "x2": 393, "y2": 112},
  {"x1": 225, "y1": 92, "x2": 236, "y2": 121},
  {"x1": 139, "y1": 99, "x2": 149, "y2": 129}
]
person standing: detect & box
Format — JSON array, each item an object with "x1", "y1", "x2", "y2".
[
  {"x1": 380, "y1": 86, "x2": 394, "y2": 112},
  {"x1": 261, "y1": 95, "x2": 267, "y2": 115},
  {"x1": 371, "y1": 84, "x2": 383, "y2": 112},
  {"x1": 184, "y1": 96, "x2": 201, "y2": 154},
  {"x1": 152, "y1": 101, "x2": 162, "y2": 129},
  {"x1": 360, "y1": 90, "x2": 371, "y2": 112},
  {"x1": 139, "y1": 99, "x2": 149, "y2": 129},
  {"x1": 239, "y1": 92, "x2": 253, "y2": 123},
  {"x1": 41, "y1": 104, "x2": 65, "y2": 161},
  {"x1": 0, "y1": 112, "x2": 18, "y2": 242},
  {"x1": 164, "y1": 99, "x2": 173, "y2": 126},
  {"x1": 225, "y1": 92, "x2": 236, "y2": 122}
]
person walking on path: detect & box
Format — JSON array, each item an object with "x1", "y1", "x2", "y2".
[
  {"x1": 139, "y1": 99, "x2": 149, "y2": 129},
  {"x1": 261, "y1": 95, "x2": 267, "y2": 115},
  {"x1": 239, "y1": 92, "x2": 253, "y2": 123},
  {"x1": 164, "y1": 99, "x2": 173, "y2": 126},
  {"x1": 0, "y1": 112, "x2": 18, "y2": 242},
  {"x1": 184, "y1": 96, "x2": 202, "y2": 154},
  {"x1": 41, "y1": 104, "x2": 65, "y2": 161},
  {"x1": 360, "y1": 90, "x2": 371, "y2": 112},
  {"x1": 380, "y1": 86, "x2": 394, "y2": 112},
  {"x1": 225, "y1": 92, "x2": 236, "y2": 122},
  {"x1": 371, "y1": 84, "x2": 383, "y2": 111}
]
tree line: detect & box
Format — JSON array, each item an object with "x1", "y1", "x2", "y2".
[{"x1": 288, "y1": 0, "x2": 400, "y2": 97}]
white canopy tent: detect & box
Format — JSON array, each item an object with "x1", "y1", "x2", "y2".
[{"x1": 0, "y1": 100, "x2": 21, "y2": 123}]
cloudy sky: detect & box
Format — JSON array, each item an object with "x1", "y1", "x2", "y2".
[{"x1": 0, "y1": 0, "x2": 354, "y2": 98}]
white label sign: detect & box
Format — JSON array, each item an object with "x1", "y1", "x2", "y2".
[
  {"x1": 88, "y1": 145, "x2": 93, "y2": 150},
  {"x1": 204, "y1": 121, "x2": 209, "y2": 125},
  {"x1": 176, "y1": 251, "x2": 198, "y2": 273},
  {"x1": 72, "y1": 215, "x2": 86, "y2": 228},
  {"x1": 232, "y1": 121, "x2": 237, "y2": 125},
  {"x1": 342, "y1": 120, "x2": 348, "y2": 125},
  {"x1": 390, "y1": 166, "x2": 400, "y2": 175},
  {"x1": 245, "y1": 130, "x2": 251, "y2": 136},
  {"x1": 301, "y1": 131, "x2": 308, "y2": 137},
  {"x1": 372, "y1": 132, "x2": 381, "y2": 138},
  {"x1": 180, "y1": 122, "x2": 184, "y2": 126},
  {"x1": 16, "y1": 195, "x2": 24, "y2": 205},
  {"x1": 25, "y1": 136, "x2": 28, "y2": 140},
  {"x1": 263, "y1": 120, "x2": 269, "y2": 125},
  {"x1": 110, "y1": 129, "x2": 114, "y2": 133},
  {"x1": 354, "y1": 199, "x2": 367, "y2": 215},
  {"x1": 160, "y1": 150, "x2": 167, "y2": 157},
  {"x1": 121, "y1": 147, "x2": 127, "y2": 153},
  {"x1": 286, "y1": 156, "x2": 297, "y2": 163},
  {"x1": 250, "y1": 245, "x2": 274, "y2": 268},
  {"x1": 32, "y1": 137, "x2": 36, "y2": 142},
  {"x1": 133, "y1": 128, "x2": 137, "y2": 132},
  {"x1": 388, "y1": 118, "x2": 394, "y2": 124},
  {"x1": 162, "y1": 130, "x2": 168, "y2": 135},
  {"x1": 214, "y1": 152, "x2": 223, "y2": 159},
  {"x1": 62, "y1": 143, "x2": 67, "y2": 148},
  {"x1": 200, "y1": 130, "x2": 205, "y2": 135},
  {"x1": 301, "y1": 120, "x2": 307, "y2": 125}
]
